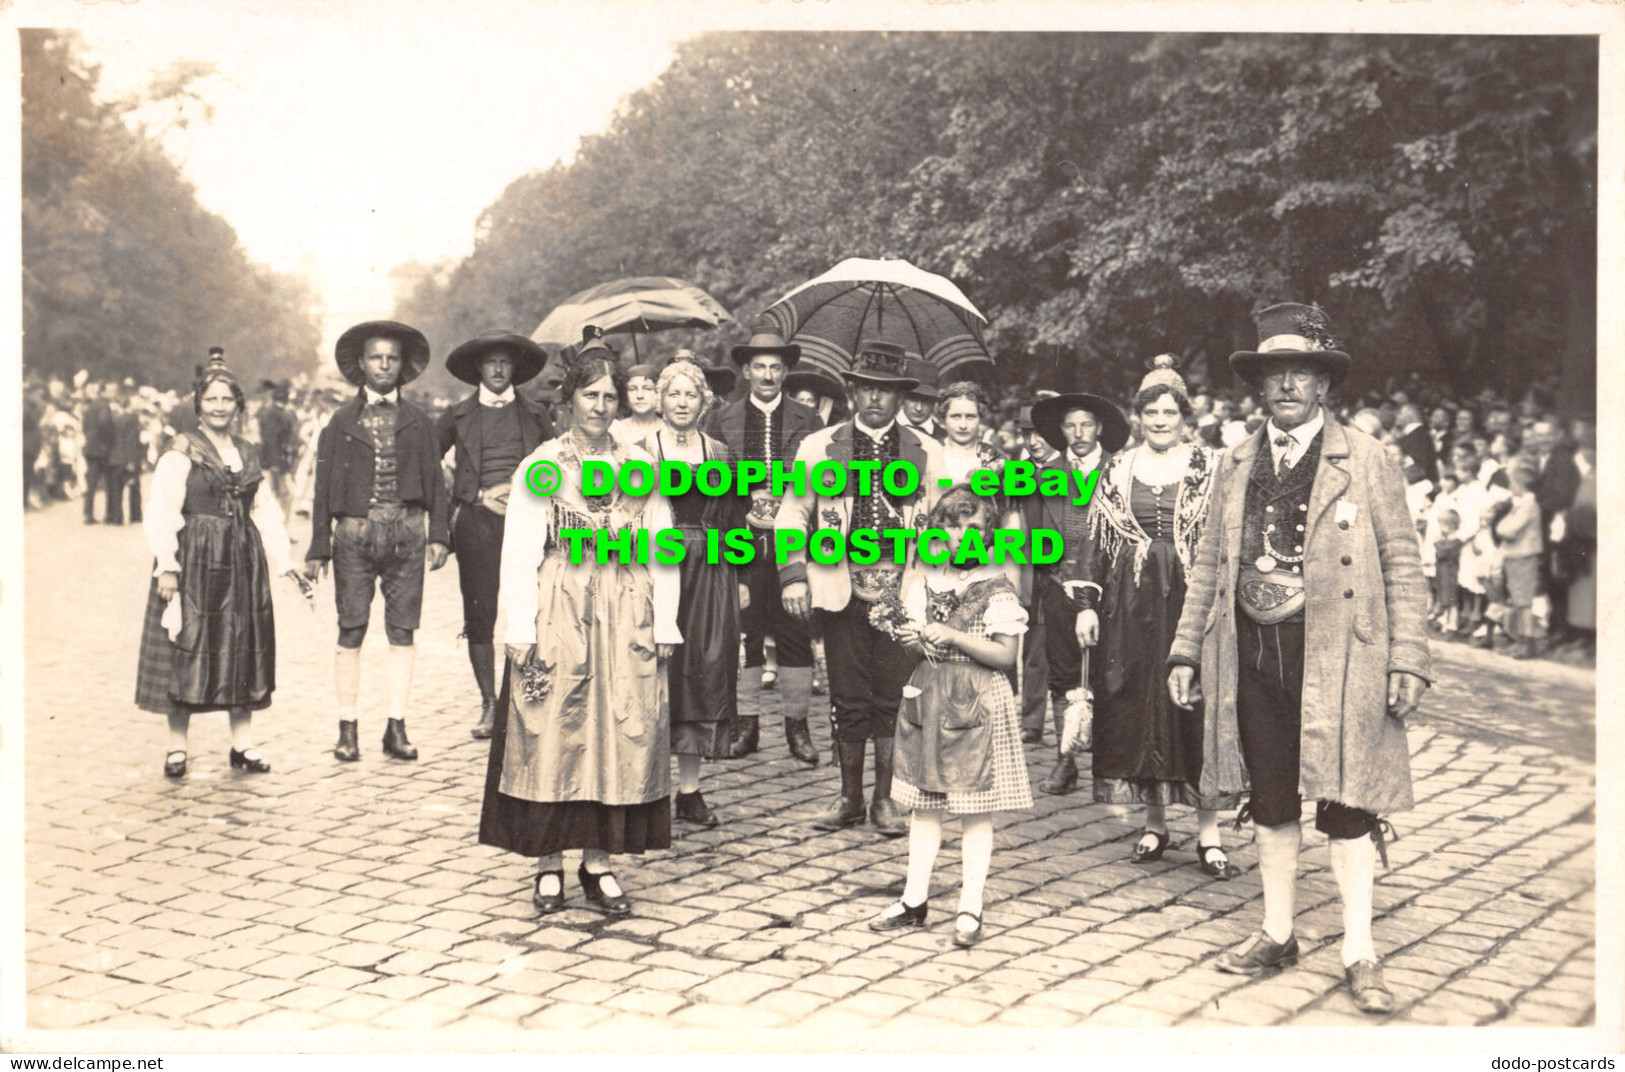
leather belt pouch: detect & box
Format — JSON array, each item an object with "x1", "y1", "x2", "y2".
[{"x1": 1237, "y1": 566, "x2": 1306, "y2": 625}]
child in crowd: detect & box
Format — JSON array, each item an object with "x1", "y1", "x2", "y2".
[
  {"x1": 1430, "y1": 509, "x2": 1463, "y2": 633},
  {"x1": 1495, "y1": 458, "x2": 1546, "y2": 659},
  {"x1": 869, "y1": 486, "x2": 1033, "y2": 947}
]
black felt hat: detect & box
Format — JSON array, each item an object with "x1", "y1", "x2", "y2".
[
  {"x1": 334, "y1": 320, "x2": 431, "y2": 387},
  {"x1": 1030, "y1": 392, "x2": 1130, "y2": 454},
  {"x1": 445, "y1": 330, "x2": 548, "y2": 387}
]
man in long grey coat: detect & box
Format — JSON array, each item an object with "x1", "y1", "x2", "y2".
[{"x1": 1166, "y1": 303, "x2": 1431, "y2": 1015}]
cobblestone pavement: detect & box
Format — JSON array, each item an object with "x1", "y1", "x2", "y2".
[{"x1": 20, "y1": 492, "x2": 1595, "y2": 1034}]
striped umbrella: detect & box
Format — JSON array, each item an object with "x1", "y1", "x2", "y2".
[
  {"x1": 758, "y1": 258, "x2": 992, "y2": 382},
  {"x1": 530, "y1": 277, "x2": 736, "y2": 358}
]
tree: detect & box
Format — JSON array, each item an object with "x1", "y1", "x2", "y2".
[
  {"x1": 22, "y1": 30, "x2": 322, "y2": 390},
  {"x1": 398, "y1": 32, "x2": 1596, "y2": 414}
]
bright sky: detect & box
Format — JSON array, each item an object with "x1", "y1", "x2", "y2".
[{"x1": 75, "y1": 1, "x2": 690, "y2": 352}]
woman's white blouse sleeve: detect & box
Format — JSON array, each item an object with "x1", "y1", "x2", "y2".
[
  {"x1": 500, "y1": 453, "x2": 551, "y2": 647},
  {"x1": 903, "y1": 576, "x2": 928, "y2": 624},
  {"x1": 144, "y1": 450, "x2": 191, "y2": 577},
  {"x1": 251, "y1": 482, "x2": 294, "y2": 576},
  {"x1": 646, "y1": 492, "x2": 683, "y2": 646},
  {"x1": 982, "y1": 591, "x2": 1030, "y2": 638}
]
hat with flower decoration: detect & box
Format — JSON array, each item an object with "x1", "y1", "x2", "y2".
[{"x1": 1228, "y1": 303, "x2": 1350, "y2": 388}]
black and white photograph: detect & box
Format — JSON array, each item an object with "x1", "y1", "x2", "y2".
[{"x1": 3, "y1": 0, "x2": 1617, "y2": 1055}]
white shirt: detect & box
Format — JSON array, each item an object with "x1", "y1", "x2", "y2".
[
  {"x1": 748, "y1": 392, "x2": 783, "y2": 415},
  {"x1": 854, "y1": 417, "x2": 897, "y2": 442},
  {"x1": 478, "y1": 385, "x2": 515, "y2": 408},
  {"x1": 1068, "y1": 444, "x2": 1103, "y2": 472},
  {"x1": 1266, "y1": 408, "x2": 1325, "y2": 473},
  {"x1": 363, "y1": 386, "x2": 400, "y2": 406}
]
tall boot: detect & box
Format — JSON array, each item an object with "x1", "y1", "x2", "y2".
[
  {"x1": 468, "y1": 642, "x2": 497, "y2": 739},
  {"x1": 813, "y1": 739, "x2": 868, "y2": 830},
  {"x1": 780, "y1": 666, "x2": 819, "y2": 768},
  {"x1": 1038, "y1": 700, "x2": 1077, "y2": 795},
  {"x1": 730, "y1": 666, "x2": 763, "y2": 758},
  {"x1": 868, "y1": 736, "x2": 906, "y2": 837}
]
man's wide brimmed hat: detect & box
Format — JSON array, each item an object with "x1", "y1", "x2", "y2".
[
  {"x1": 445, "y1": 330, "x2": 547, "y2": 387},
  {"x1": 1031, "y1": 392, "x2": 1131, "y2": 455},
  {"x1": 730, "y1": 329, "x2": 801, "y2": 369},
  {"x1": 1229, "y1": 302, "x2": 1350, "y2": 389},
  {"x1": 841, "y1": 340, "x2": 919, "y2": 391},
  {"x1": 335, "y1": 320, "x2": 431, "y2": 387},
  {"x1": 904, "y1": 358, "x2": 942, "y2": 402}
]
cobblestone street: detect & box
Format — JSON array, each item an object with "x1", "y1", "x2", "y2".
[{"x1": 20, "y1": 491, "x2": 1596, "y2": 1036}]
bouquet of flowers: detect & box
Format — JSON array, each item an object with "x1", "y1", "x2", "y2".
[
  {"x1": 867, "y1": 592, "x2": 913, "y2": 642},
  {"x1": 518, "y1": 655, "x2": 555, "y2": 705}
]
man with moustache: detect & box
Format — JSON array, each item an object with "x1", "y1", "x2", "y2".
[
  {"x1": 438, "y1": 330, "x2": 556, "y2": 740},
  {"x1": 1024, "y1": 390, "x2": 1130, "y2": 790},
  {"x1": 778, "y1": 341, "x2": 948, "y2": 835},
  {"x1": 706, "y1": 330, "x2": 823, "y2": 766},
  {"x1": 306, "y1": 321, "x2": 450, "y2": 763},
  {"x1": 1167, "y1": 303, "x2": 1430, "y2": 1015}
]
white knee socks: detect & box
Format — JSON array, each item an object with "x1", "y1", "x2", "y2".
[
  {"x1": 335, "y1": 647, "x2": 360, "y2": 718},
  {"x1": 902, "y1": 810, "x2": 944, "y2": 906},
  {"x1": 959, "y1": 817, "x2": 994, "y2": 917},
  {"x1": 1330, "y1": 834, "x2": 1378, "y2": 966},
  {"x1": 1255, "y1": 821, "x2": 1302, "y2": 945},
  {"x1": 677, "y1": 754, "x2": 701, "y2": 794},
  {"x1": 388, "y1": 643, "x2": 416, "y2": 721}
]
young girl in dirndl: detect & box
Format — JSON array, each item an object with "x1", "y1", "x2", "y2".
[{"x1": 868, "y1": 486, "x2": 1032, "y2": 946}]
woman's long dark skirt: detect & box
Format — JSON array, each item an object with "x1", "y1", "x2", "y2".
[{"x1": 478, "y1": 659, "x2": 672, "y2": 858}]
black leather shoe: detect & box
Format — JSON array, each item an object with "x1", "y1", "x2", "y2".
[
  {"x1": 533, "y1": 870, "x2": 566, "y2": 914},
  {"x1": 229, "y1": 748, "x2": 271, "y2": 774},
  {"x1": 812, "y1": 794, "x2": 868, "y2": 831},
  {"x1": 728, "y1": 716, "x2": 760, "y2": 759},
  {"x1": 869, "y1": 798, "x2": 907, "y2": 838},
  {"x1": 1020, "y1": 727, "x2": 1043, "y2": 745},
  {"x1": 675, "y1": 790, "x2": 720, "y2": 828},
  {"x1": 868, "y1": 900, "x2": 927, "y2": 932},
  {"x1": 1197, "y1": 843, "x2": 1242, "y2": 879},
  {"x1": 1131, "y1": 828, "x2": 1171, "y2": 863},
  {"x1": 470, "y1": 697, "x2": 496, "y2": 740},
  {"x1": 382, "y1": 718, "x2": 418, "y2": 761},
  {"x1": 332, "y1": 721, "x2": 360, "y2": 762},
  {"x1": 578, "y1": 865, "x2": 631, "y2": 916},
  {"x1": 163, "y1": 751, "x2": 187, "y2": 779},
  {"x1": 1039, "y1": 754, "x2": 1078, "y2": 795},
  {"x1": 952, "y1": 911, "x2": 983, "y2": 947},
  {"x1": 784, "y1": 718, "x2": 819, "y2": 767},
  {"x1": 1346, "y1": 960, "x2": 1395, "y2": 1014},
  {"x1": 1215, "y1": 931, "x2": 1300, "y2": 975}
]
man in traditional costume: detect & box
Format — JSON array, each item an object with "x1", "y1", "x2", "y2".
[
  {"x1": 1167, "y1": 303, "x2": 1430, "y2": 1014},
  {"x1": 778, "y1": 341, "x2": 948, "y2": 836},
  {"x1": 438, "y1": 330, "x2": 556, "y2": 740},
  {"x1": 306, "y1": 321, "x2": 450, "y2": 762},
  {"x1": 705, "y1": 330, "x2": 823, "y2": 766}
]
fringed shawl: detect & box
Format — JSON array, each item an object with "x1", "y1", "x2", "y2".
[{"x1": 1085, "y1": 443, "x2": 1216, "y2": 587}]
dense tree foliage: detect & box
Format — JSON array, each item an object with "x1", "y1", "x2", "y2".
[
  {"x1": 23, "y1": 30, "x2": 322, "y2": 390},
  {"x1": 404, "y1": 32, "x2": 1595, "y2": 411}
]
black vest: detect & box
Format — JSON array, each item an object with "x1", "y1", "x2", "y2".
[{"x1": 1240, "y1": 430, "x2": 1323, "y2": 578}]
